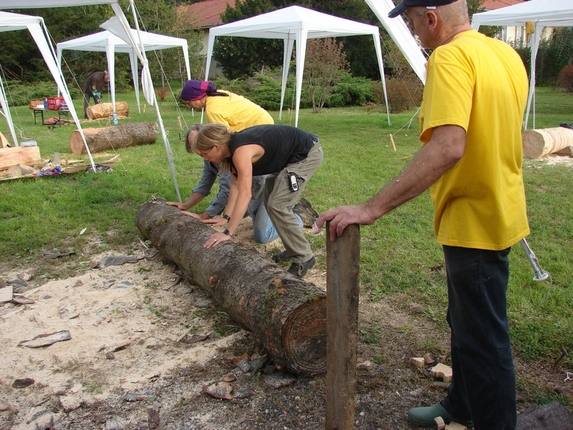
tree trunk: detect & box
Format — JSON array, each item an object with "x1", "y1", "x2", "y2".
[
  {"x1": 86, "y1": 101, "x2": 129, "y2": 120},
  {"x1": 516, "y1": 401, "x2": 573, "y2": 430},
  {"x1": 69, "y1": 122, "x2": 157, "y2": 154},
  {"x1": 522, "y1": 127, "x2": 573, "y2": 159},
  {"x1": 135, "y1": 196, "x2": 327, "y2": 376}
]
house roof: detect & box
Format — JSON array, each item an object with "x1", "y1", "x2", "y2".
[
  {"x1": 177, "y1": 0, "x2": 237, "y2": 28},
  {"x1": 480, "y1": 0, "x2": 525, "y2": 11}
]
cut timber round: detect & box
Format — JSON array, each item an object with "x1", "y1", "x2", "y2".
[
  {"x1": 135, "y1": 196, "x2": 327, "y2": 376},
  {"x1": 69, "y1": 122, "x2": 157, "y2": 154},
  {"x1": 86, "y1": 101, "x2": 128, "y2": 120},
  {"x1": 522, "y1": 127, "x2": 573, "y2": 159}
]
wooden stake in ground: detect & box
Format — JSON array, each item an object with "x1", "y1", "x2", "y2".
[
  {"x1": 522, "y1": 127, "x2": 573, "y2": 159},
  {"x1": 135, "y1": 196, "x2": 327, "y2": 376},
  {"x1": 389, "y1": 133, "x2": 397, "y2": 152},
  {"x1": 325, "y1": 223, "x2": 360, "y2": 430},
  {"x1": 86, "y1": 101, "x2": 129, "y2": 120},
  {"x1": 69, "y1": 122, "x2": 157, "y2": 154}
]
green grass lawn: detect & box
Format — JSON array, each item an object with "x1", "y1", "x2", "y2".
[{"x1": 1, "y1": 86, "x2": 572, "y2": 378}]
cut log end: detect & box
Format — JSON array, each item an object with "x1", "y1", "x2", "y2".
[
  {"x1": 522, "y1": 127, "x2": 573, "y2": 159},
  {"x1": 281, "y1": 298, "x2": 327, "y2": 375}
]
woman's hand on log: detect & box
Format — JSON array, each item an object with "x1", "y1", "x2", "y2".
[
  {"x1": 204, "y1": 232, "x2": 231, "y2": 248},
  {"x1": 180, "y1": 210, "x2": 201, "y2": 220},
  {"x1": 165, "y1": 201, "x2": 187, "y2": 210},
  {"x1": 202, "y1": 218, "x2": 227, "y2": 227}
]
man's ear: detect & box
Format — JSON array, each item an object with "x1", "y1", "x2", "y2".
[{"x1": 426, "y1": 10, "x2": 438, "y2": 28}]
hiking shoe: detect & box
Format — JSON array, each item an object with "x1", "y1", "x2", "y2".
[
  {"x1": 299, "y1": 198, "x2": 319, "y2": 218},
  {"x1": 407, "y1": 403, "x2": 473, "y2": 428},
  {"x1": 272, "y1": 250, "x2": 291, "y2": 262},
  {"x1": 288, "y1": 256, "x2": 316, "y2": 278}
]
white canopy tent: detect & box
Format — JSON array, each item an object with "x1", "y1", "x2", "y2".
[
  {"x1": 0, "y1": 0, "x2": 181, "y2": 200},
  {"x1": 0, "y1": 10, "x2": 96, "y2": 170},
  {"x1": 57, "y1": 29, "x2": 191, "y2": 114},
  {"x1": 205, "y1": 5, "x2": 391, "y2": 127},
  {"x1": 472, "y1": 0, "x2": 573, "y2": 129}
]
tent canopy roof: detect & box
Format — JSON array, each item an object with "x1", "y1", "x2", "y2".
[
  {"x1": 58, "y1": 29, "x2": 188, "y2": 53},
  {"x1": 471, "y1": 0, "x2": 573, "y2": 28},
  {"x1": 209, "y1": 5, "x2": 381, "y2": 39},
  {"x1": 0, "y1": 11, "x2": 42, "y2": 31},
  {"x1": 206, "y1": 5, "x2": 389, "y2": 128}
]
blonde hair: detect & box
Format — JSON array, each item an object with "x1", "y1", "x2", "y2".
[{"x1": 193, "y1": 123, "x2": 233, "y2": 172}]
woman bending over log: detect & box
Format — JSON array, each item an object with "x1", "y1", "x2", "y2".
[{"x1": 193, "y1": 124, "x2": 323, "y2": 279}]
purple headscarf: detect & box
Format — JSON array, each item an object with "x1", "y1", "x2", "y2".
[{"x1": 180, "y1": 80, "x2": 227, "y2": 101}]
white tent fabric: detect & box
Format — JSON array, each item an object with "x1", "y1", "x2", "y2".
[
  {"x1": 365, "y1": 0, "x2": 428, "y2": 83},
  {"x1": 0, "y1": 10, "x2": 96, "y2": 169},
  {"x1": 472, "y1": 0, "x2": 573, "y2": 129},
  {"x1": 205, "y1": 5, "x2": 390, "y2": 127},
  {"x1": 0, "y1": 67, "x2": 19, "y2": 146},
  {"x1": 0, "y1": 0, "x2": 181, "y2": 200},
  {"x1": 57, "y1": 29, "x2": 191, "y2": 114}
]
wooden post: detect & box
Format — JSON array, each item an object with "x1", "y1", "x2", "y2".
[{"x1": 325, "y1": 223, "x2": 360, "y2": 430}]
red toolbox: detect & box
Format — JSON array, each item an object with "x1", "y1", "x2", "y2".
[{"x1": 47, "y1": 97, "x2": 65, "y2": 110}]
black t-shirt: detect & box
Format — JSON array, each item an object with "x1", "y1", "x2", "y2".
[{"x1": 228, "y1": 125, "x2": 318, "y2": 176}]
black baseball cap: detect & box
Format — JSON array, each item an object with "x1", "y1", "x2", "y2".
[{"x1": 388, "y1": 0, "x2": 458, "y2": 18}]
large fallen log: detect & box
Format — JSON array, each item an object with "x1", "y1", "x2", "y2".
[
  {"x1": 69, "y1": 122, "x2": 157, "y2": 154},
  {"x1": 516, "y1": 401, "x2": 573, "y2": 430},
  {"x1": 522, "y1": 127, "x2": 573, "y2": 159},
  {"x1": 135, "y1": 196, "x2": 327, "y2": 376},
  {"x1": 86, "y1": 101, "x2": 129, "y2": 120}
]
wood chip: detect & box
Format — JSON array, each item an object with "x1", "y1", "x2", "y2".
[
  {"x1": 445, "y1": 422, "x2": 468, "y2": 430},
  {"x1": 18, "y1": 330, "x2": 72, "y2": 348},
  {"x1": 435, "y1": 416, "x2": 446, "y2": 430},
  {"x1": 431, "y1": 362, "x2": 453, "y2": 382},
  {"x1": 203, "y1": 381, "x2": 233, "y2": 400},
  {"x1": 0, "y1": 285, "x2": 13, "y2": 303}
]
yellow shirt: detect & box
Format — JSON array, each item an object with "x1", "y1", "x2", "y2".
[
  {"x1": 420, "y1": 30, "x2": 530, "y2": 250},
  {"x1": 205, "y1": 90, "x2": 273, "y2": 131}
]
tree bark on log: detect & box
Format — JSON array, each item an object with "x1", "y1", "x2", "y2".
[
  {"x1": 86, "y1": 101, "x2": 129, "y2": 120},
  {"x1": 516, "y1": 401, "x2": 573, "y2": 430},
  {"x1": 522, "y1": 127, "x2": 573, "y2": 159},
  {"x1": 135, "y1": 196, "x2": 327, "y2": 376},
  {"x1": 69, "y1": 122, "x2": 157, "y2": 154}
]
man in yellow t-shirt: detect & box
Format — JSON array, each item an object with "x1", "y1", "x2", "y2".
[{"x1": 316, "y1": 0, "x2": 528, "y2": 428}]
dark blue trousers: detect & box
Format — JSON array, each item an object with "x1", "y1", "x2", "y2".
[{"x1": 441, "y1": 245, "x2": 517, "y2": 430}]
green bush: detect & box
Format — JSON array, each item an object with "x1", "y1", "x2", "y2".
[
  {"x1": 383, "y1": 77, "x2": 423, "y2": 113},
  {"x1": 206, "y1": 68, "x2": 421, "y2": 113},
  {"x1": 4, "y1": 81, "x2": 83, "y2": 107}
]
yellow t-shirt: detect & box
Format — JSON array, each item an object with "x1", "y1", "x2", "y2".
[
  {"x1": 420, "y1": 30, "x2": 530, "y2": 250},
  {"x1": 205, "y1": 90, "x2": 274, "y2": 131}
]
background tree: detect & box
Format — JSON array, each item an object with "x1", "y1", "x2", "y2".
[
  {"x1": 536, "y1": 28, "x2": 573, "y2": 86},
  {"x1": 212, "y1": 0, "x2": 282, "y2": 79},
  {"x1": 302, "y1": 38, "x2": 349, "y2": 113},
  {"x1": 0, "y1": 5, "x2": 111, "y2": 82},
  {"x1": 0, "y1": 1, "x2": 201, "y2": 92}
]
